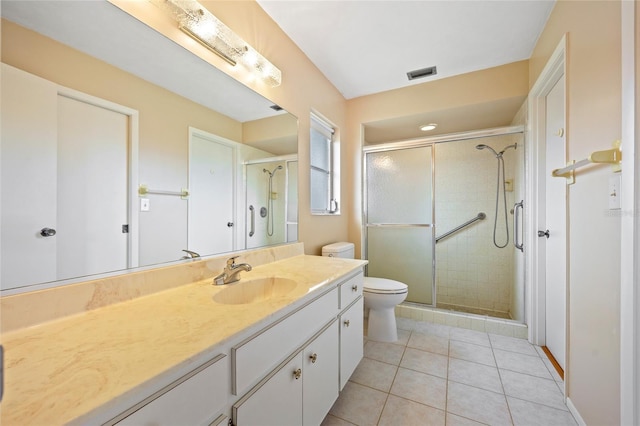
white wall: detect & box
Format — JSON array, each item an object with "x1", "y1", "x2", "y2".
[{"x1": 529, "y1": 1, "x2": 622, "y2": 423}]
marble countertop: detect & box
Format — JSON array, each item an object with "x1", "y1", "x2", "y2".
[{"x1": 0, "y1": 255, "x2": 367, "y2": 425}]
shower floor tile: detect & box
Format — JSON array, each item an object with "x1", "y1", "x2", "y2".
[{"x1": 325, "y1": 317, "x2": 578, "y2": 426}]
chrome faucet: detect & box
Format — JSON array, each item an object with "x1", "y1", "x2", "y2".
[
  {"x1": 213, "y1": 256, "x2": 252, "y2": 285},
  {"x1": 181, "y1": 249, "x2": 200, "y2": 259}
]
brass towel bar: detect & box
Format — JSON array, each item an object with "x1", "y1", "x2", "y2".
[
  {"x1": 138, "y1": 184, "x2": 189, "y2": 199},
  {"x1": 551, "y1": 140, "x2": 621, "y2": 184}
]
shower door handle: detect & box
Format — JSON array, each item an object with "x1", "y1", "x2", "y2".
[
  {"x1": 249, "y1": 205, "x2": 255, "y2": 237},
  {"x1": 514, "y1": 200, "x2": 524, "y2": 252}
]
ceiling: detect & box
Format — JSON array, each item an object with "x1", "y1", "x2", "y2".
[
  {"x1": 3, "y1": 1, "x2": 556, "y2": 142},
  {"x1": 257, "y1": 0, "x2": 555, "y2": 142},
  {"x1": 257, "y1": 0, "x2": 555, "y2": 100}
]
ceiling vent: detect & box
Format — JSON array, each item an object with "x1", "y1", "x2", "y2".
[{"x1": 407, "y1": 66, "x2": 438, "y2": 81}]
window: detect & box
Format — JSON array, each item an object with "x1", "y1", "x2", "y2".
[{"x1": 310, "y1": 113, "x2": 339, "y2": 214}]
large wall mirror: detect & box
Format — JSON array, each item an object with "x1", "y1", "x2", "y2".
[{"x1": 1, "y1": 1, "x2": 298, "y2": 293}]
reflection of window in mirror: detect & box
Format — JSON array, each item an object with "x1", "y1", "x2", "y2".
[{"x1": 310, "y1": 113, "x2": 340, "y2": 215}]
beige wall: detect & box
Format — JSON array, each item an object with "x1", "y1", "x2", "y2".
[
  {"x1": 346, "y1": 61, "x2": 530, "y2": 258},
  {"x1": 120, "y1": 0, "x2": 350, "y2": 256},
  {"x1": 1, "y1": 19, "x2": 246, "y2": 266},
  {"x1": 530, "y1": 1, "x2": 622, "y2": 424}
]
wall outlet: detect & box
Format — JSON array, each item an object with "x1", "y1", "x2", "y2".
[
  {"x1": 608, "y1": 174, "x2": 621, "y2": 210},
  {"x1": 141, "y1": 198, "x2": 150, "y2": 212}
]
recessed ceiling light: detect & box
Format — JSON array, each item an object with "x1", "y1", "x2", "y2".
[{"x1": 419, "y1": 123, "x2": 438, "y2": 132}]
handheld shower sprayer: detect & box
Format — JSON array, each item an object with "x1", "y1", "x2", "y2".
[
  {"x1": 262, "y1": 165, "x2": 283, "y2": 236},
  {"x1": 475, "y1": 142, "x2": 518, "y2": 248}
]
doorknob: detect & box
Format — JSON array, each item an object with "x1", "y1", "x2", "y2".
[
  {"x1": 40, "y1": 228, "x2": 56, "y2": 237},
  {"x1": 227, "y1": 222, "x2": 234, "y2": 227},
  {"x1": 538, "y1": 230, "x2": 550, "y2": 238}
]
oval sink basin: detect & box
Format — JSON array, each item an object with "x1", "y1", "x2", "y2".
[{"x1": 213, "y1": 277, "x2": 299, "y2": 305}]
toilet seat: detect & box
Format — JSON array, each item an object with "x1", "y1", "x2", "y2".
[{"x1": 363, "y1": 277, "x2": 408, "y2": 295}]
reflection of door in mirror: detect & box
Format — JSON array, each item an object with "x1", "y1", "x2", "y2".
[
  {"x1": 1, "y1": 64, "x2": 134, "y2": 291},
  {"x1": 188, "y1": 130, "x2": 236, "y2": 255}
]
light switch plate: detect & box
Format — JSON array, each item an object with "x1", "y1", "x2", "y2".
[
  {"x1": 608, "y1": 174, "x2": 621, "y2": 210},
  {"x1": 141, "y1": 198, "x2": 150, "y2": 211}
]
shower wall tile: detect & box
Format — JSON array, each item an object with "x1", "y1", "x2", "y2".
[
  {"x1": 395, "y1": 305, "x2": 528, "y2": 339},
  {"x1": 435, "y1": 135, "x2": 520, "y2": 318}
]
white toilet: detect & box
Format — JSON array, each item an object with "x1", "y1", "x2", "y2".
[{"x1": 322, "y1": 242, "x2": 408, "y2": 342}]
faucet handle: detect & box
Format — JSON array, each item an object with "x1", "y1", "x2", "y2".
[{"x1": 226, "y1": 256, "x2": 240, "y2": 267}]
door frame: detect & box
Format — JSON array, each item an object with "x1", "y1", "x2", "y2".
[
  {"x1": 526, "y1": 33, "x2": 567, "y2": 375},
  {"x1": 57, "y1": 86, "x2": 140, "y2": 269},
  {"x1": 620, "y1": 1, "x2": 638, "y2": 423}
]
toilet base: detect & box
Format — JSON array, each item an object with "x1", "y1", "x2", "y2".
[{"x1": 367, "y1": 307, "x2": 398, "y2": 342}]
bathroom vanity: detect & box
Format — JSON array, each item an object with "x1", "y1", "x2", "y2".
[{"x1": 0, "y1": 245, "x2": 366, "y2": 425}]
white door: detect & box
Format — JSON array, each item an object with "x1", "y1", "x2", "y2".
[
  {"x1": 1, "y1": 64, "x2": 131, "y2": 290},
  {"x1": 544, "y1": 74, "x2": 567, "y2": 371},
  {"x1": 188, "y1": 132, "x2": 235, "y2": 255},
  {"x1": 56, "y1": 95, "x2": 129, "y2": 280},
  {"x1": 1, "y1": 64, "x2": 58, "y2": 289}
]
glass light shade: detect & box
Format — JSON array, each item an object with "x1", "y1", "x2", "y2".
[{"x1": 151, "y1": 0, "x2": 282, "y2": 86}]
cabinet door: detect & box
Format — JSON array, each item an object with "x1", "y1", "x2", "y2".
[
  {"x1": 118, "y1": 355, "x2": 228, "y2": 426},
  {"x1": 233, "y1": 353, "x2": 303, "y2": 426},
  {"x1": 339, "y1": 298, "x2": 364, "y2": 390},
  {"x1": 303, "y1": 321, "x2": 339, "y2": 426}
]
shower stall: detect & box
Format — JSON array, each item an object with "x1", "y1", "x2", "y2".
[
  {"x1": 363, "y1": 126, "x2": 525, "y2": 322},
  {"x1": 245, "y1": 157, "x2": 298, "y2": 249}
]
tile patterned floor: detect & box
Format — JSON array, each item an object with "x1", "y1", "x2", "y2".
[{"x1": 322, "y1": 318, "x2": 577, "y2": 426}]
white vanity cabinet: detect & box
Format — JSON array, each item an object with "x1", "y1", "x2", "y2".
[
  {"x1": 114, "y1": 354, "x2": 228, "y2": 426},
  {"x1": 232, "y1": 321, "x2": 339, "y2": 426},
  {"x1": 110, "y1": 268, "x2": 364, "y2": 426},
  {"x1": 231, "y1": 270, "x2": 364, "y2": 426},
  {"x1": 339, "y1": 299, "x2": 364, "y2": 390}
]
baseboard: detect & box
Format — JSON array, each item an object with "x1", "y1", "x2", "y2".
[{"x1": 566, "y1": 397, "x2": 586, "y2": 426}]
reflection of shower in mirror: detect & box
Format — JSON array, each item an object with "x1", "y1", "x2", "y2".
[{"x1": 263, "y1": 166, "x2": 283, "y2": 236}]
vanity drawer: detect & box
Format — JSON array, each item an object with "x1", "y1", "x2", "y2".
[
  {"x1": 232, "y1": 287, "x2": 338, "y2": 395},
  {"x1": 339, "y1": 271, "x2": 363, "y2": 309},
  {"x1": 117, "y1": 354, "x2": 228, "y2": 426}
]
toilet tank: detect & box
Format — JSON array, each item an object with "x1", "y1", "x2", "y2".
[{"x1": 322, "y1": 242, "x2": 355, "y2": 259}]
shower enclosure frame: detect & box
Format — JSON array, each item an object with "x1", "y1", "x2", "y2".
[
  {"x1": 244, "y1": 154, "x2": 297, "y2": 248},
  {"x1": 362, "y1": 125, "x2": 525, "y2": 317}
]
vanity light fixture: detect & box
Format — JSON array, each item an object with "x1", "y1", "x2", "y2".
[
  {"x1": 151, "y1": 0, "x2": 282, "y2": 87},
  {"x1": 419, "y1": 123, "x2": 438, "y2": 132}
]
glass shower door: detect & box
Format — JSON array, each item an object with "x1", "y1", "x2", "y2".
[{"x1": 365, "y1": 146, "x2": 434, "y2": 304}]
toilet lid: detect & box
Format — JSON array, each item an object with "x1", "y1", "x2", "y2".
[{"x1": 364, "y1": 277, "x2": 408, "y2": 294}]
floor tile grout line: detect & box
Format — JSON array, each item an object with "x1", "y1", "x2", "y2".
[
  {"x1": 506, "y1": 394, "x2": 575, "y2": 414},
  {"x1": 444, "y1": 336, "x2": 451, "y2": 424},
  {"x1": 373, "y1": 331, "x2": 410, "y2": 425},
  {"x1": 496, "y1": 366, "x2": 555, "y2": 381},
  {"x1": 490, "y1": 332, "x2": 516, "y2": 426}
]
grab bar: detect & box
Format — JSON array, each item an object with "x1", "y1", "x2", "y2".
[
  {"x1": 514, "y1": 200, "x2": 524, "y2": 252},
  {"x1": 249, "y1": 205, "x2": 255, "y2": 237},
  {"x1": 435, "y1": 212, "x2": 486, "y2": 243}
]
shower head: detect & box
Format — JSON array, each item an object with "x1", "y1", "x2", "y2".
[
  {"x1": 476, "y1": 144, "x2": 499, "y2": 157},
  {"x1": 499, "y1": 143, "x2": 518, "y2": 155},
  {"x1": 263, "y1": 165, "x2": 284, "y2": 177}
]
